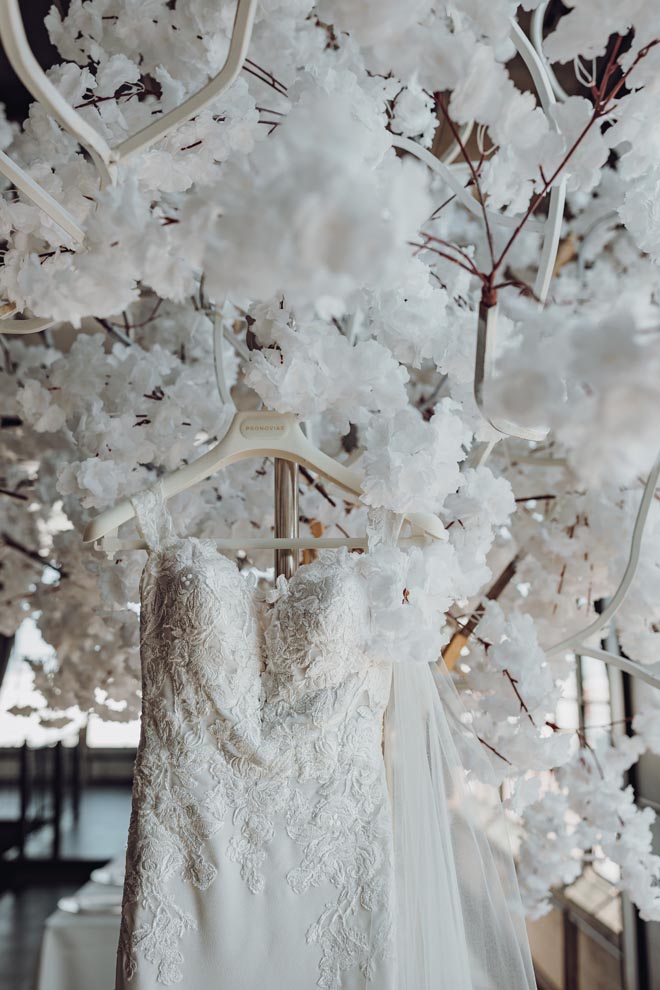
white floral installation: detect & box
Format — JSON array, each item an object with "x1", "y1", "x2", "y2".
[{"x1": 2, "y1": 0, "x2": 660, "y2": 922}]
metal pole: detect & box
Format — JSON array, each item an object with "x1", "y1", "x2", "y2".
[
  {"x1": 72, "y1": 734, "x2": 81, "y2": 823},
  {"x1": 18, "y1": 741, "x2": 28, "y2": 859},
  {"x1": 274, "y1": 458, "x2": 298, "y2": 579},
  {"x1": 52, "y1": 740, "x2": 63, "y2": 860},
  {"x1": 606, "y1": 623, "x2": 645, "y2": 990}
]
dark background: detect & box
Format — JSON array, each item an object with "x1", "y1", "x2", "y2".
[{"x1": 1, "y1": 1, "x2": 61, "y2": 122}]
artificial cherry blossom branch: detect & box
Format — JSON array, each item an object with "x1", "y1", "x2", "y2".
[
  {"x1": 427, "y1": 35, "x2": 660, "y2": 310},
  {"x1": 491, "y1": 36, "x2": 660, "y2": 279}
]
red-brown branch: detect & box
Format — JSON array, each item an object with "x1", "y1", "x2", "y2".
[
  {"x1": 0, "y1": 487, "x2": 29, "y2": 501},
  {"x1": 434, "y1": 93, "x2": 496, "y2": 267},
  {"x1": 410, "y1": 241, "x2": 486, "y2": 280},
  {"x1": 419, "y1": 233, "x2": 483, "y2": 275},
  {"x1": 503, "y1": 668, "x2": 536, "y2": 725},
  {"x1": 243, "y1": 60, "x2": 288, "y2": 96},
  {"x1": 492, "y1": 36, "x2": 660, "y2": 276},
  {"x1": 477, "y1": 735, "x2": 513, "y2": 765}
]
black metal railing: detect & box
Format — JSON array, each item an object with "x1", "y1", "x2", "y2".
[{"x1": 0, "y1": 740, "x2": 82, "y2": 859}]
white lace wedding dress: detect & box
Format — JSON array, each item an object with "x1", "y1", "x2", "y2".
[
  {"x1": 116, "y1": 484, "x2": 397, "y2": 989},
  {"x1": 116, "y1": 482, "x2": 538, "y2": 990}
]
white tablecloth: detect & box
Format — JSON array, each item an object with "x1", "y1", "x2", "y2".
[{"x1": 35, "y1": 873, "x2": 121, "y2": 990}]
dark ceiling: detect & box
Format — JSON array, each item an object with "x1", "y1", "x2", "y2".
[{"x1": 1, "y1": 1, "x2": 60, "y2": 122}]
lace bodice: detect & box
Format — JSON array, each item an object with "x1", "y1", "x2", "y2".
[{"x1": 116, "y1": 483, "x2": 401, "y2": 990}]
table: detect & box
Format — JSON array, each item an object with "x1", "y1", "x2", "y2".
[{"x1": 35, "y1": 871, "x2": 121, "y2": 990}]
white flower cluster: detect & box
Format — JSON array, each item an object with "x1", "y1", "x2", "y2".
[
  {"x1": 519, "y1": 734, "x2": 660, "y2": 921},
  {"x1": 202, "y1": 85, "x2": 432, "y2": 312},
  {"x1": 245, "y1": 301, "x2": 409, "y2": 433},
  {"x1": 360, "y1": 404, "x2": 471, "y2": 515}
]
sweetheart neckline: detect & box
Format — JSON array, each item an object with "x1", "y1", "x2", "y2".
[
  {"x1": 147, "y1": 534, "x2": 359, "y2": 598},
  {"x1": 142, "y1": 536, "x2": 373, "y2": 665}
]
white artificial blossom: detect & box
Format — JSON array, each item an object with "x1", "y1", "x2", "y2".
[{"x1": 2, "y1": 0, "x2": 660, "y2": 923}]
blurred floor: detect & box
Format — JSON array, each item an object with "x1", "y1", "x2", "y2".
[
  {"x1": 0, "y1": 884, "x2": 76, "y2": 990},
  {"x1": 0, "y1": 785, "x2": 131, "y2": 990},
  {"x1": 21, "y1": 785, "x2": 132, "y2": 861}
]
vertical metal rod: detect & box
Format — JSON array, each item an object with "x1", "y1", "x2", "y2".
[
  {"x1": 274, "y1": 458, "x2": 298, "y2": 579},
  {"x1": 52, "y1": 740, "x2": 63, "y2": 860},
  {"x1": 606, "y1": 618, "x2": 646, "y2": 990},
  {"x1": 72, "y1": 734, "x2": 81, "y2": 823},
  {"x1": 18, "y1": 740, "x2": 28, "y2": 860}
]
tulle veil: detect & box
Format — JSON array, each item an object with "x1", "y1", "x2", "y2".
[{"x1": 383, "y1": 657, "x2": 537, "y2": 989}]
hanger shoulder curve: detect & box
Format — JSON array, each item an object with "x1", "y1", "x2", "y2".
[
  {"x1": 0, "y1": 149, "x2": 85, "y2": 243},
  {"x1": 474, "y1": 301, "x2": 548, "y2": 442},
  {"x1": 115, "y1": 0, "x2": 259, "y2": 162},
  {"x1": 546, "y1": 449, "x2": 660, "y2": 658},
  {"x1": 0, "y1": 0, "x2": 258, "y2": 336},
  {"x1": 0, "y1": 314, "x2": 56, "y2": 334},
  {"x1": 0, "y1": 0, "x2": 258, "y2": 174},
  {"x1": 0, "y1": 0, "x2": 115, "y2": 184},
  {"x1": 156, "y1": 411, "x2": 364, "y2": 501},
  {"x1": 0, "y1": 148, "x2": 81, "y2": 335}
]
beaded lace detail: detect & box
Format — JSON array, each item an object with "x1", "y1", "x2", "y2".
[{"x1": 117, "y1": 484, "x2": 399, "y2": 988}]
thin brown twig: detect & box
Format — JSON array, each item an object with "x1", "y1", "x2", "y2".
[
  {"x1": 491, "y1": 277, "x2": 541, "y2": 302},
  {"x1": 576, "y1": 728, "x2": 605, "y2": 779},
  {"x1": 546, "y1": 719, "x2": 605, "y2": 780},
  {"x1": 430, "y1": 192, "x2": 458, "y2": 219},
  {"x1": 298, "y1": 465, "x2": 337, "y2": 507},
  {"x1": 243, "y1": 60, "x2": 288, "y2": 95},
  {"x1": 0, "y1": 487, "x2": 29, "y2": 501},
  {"x1": 120, "y1": 298, "x2": 162, "y2": 332},
  {"x1": 419, "y1": 233, "x2": 483, "y2": 275},
  {"x1": 514, "y1": 494, "x2": 559, "y2": 502},
  {"x1": 434, "y1": 93, "x2": 496, "y2": 267},
  {"x1": 410, "y1": 241, "x2": 485, "y2": 279},
  {"x1": 1, "y1": 532, "x2": 66, "y2": 577},
  {"x1": 504, "y1": 669, "x2": 536, "y2": 725},
  {"x1": 477, "y1": 735, "x2": 513, "y2": 765},
  {"x1": 298, "y1": 466, "x2": 354, "y2": 538}
]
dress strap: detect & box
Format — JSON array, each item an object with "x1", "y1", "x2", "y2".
[
  {"x1": 130, "y1": 481, "x2": 176, "y2": 552},
  {"x1": 366, "y1": 506, "x2": 404, "y2": 552}
]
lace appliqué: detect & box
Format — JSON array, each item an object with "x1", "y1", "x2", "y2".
[
  {"x1": 119, "y1": 491, "x2": 269, "y2": 986},
  {"x1": 118, "y1": 547, "x2": 226, "y2": 984},
  {"x1": 263, "y1": 551, "x2": 395, "y2": 990},
  {"x1": 286, "y1": 757, "x2": 394, "y2": 988}
]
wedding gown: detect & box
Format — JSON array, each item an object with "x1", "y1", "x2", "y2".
[{"x1": 115, "y1": 482, "x2": 537, "y2": 990}]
